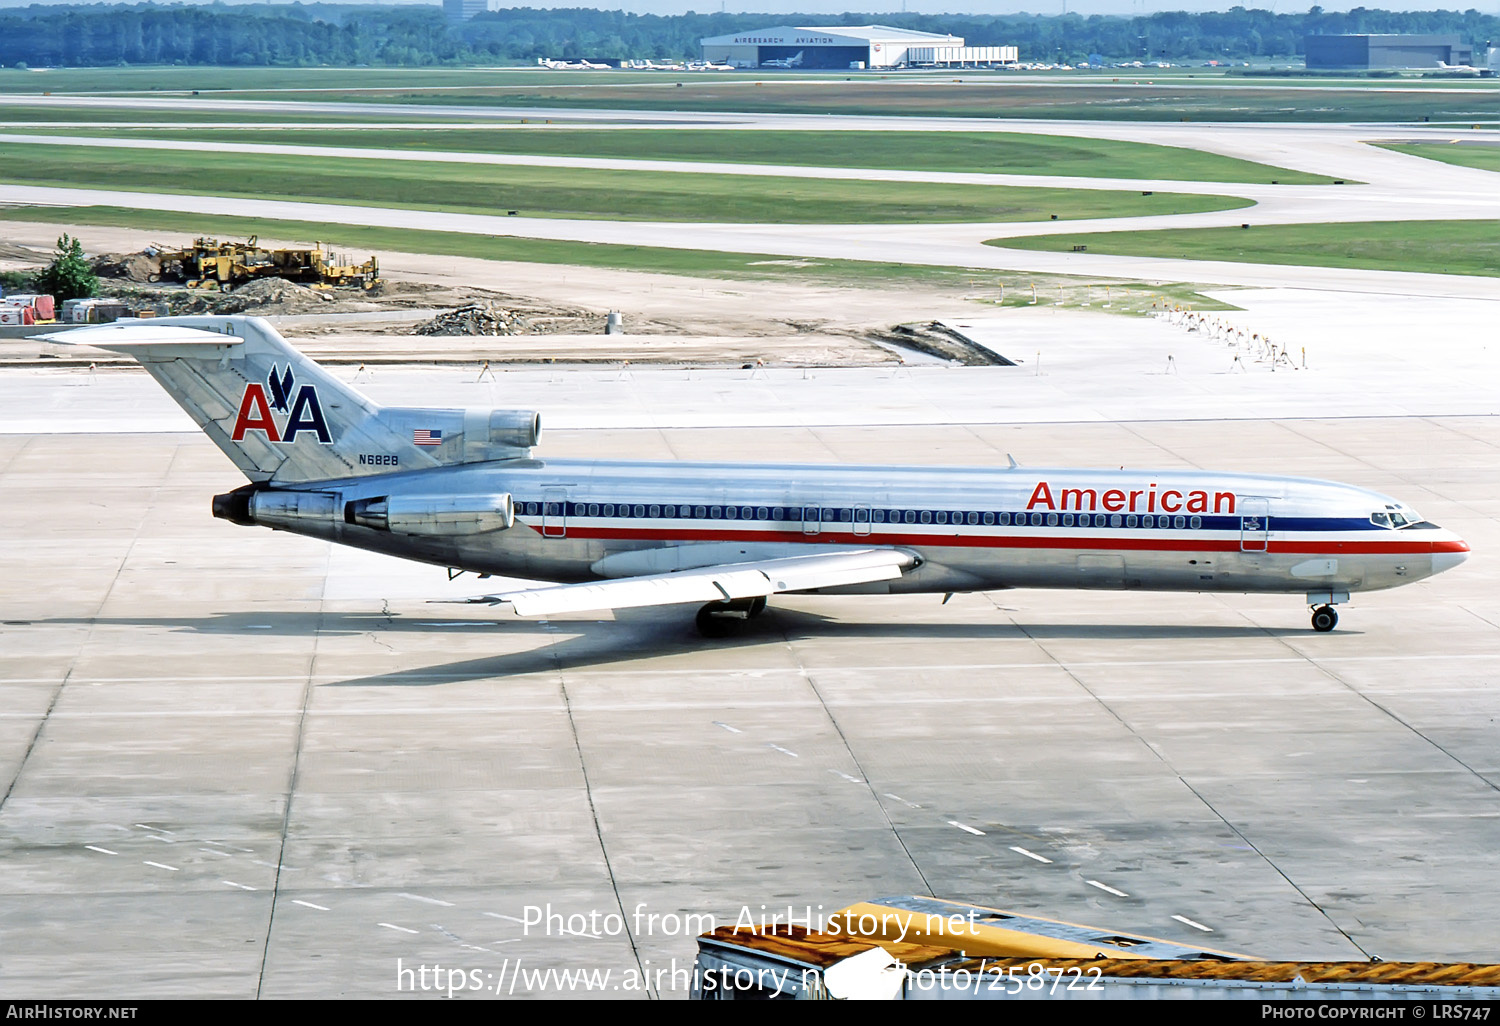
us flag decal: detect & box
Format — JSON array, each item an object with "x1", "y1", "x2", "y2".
[{"x1": 413, "y1": 429, "x2": 443, "y2": 446}]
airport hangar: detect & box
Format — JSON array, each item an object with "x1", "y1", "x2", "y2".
[
  {"x1": 699, "y1": 24, "x2": 1016, "y2": 70},
  {"x1": 1304, "y1": 33, "x2": 1473, "y2": 69}
]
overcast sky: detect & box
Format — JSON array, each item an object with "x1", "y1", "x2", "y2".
[{"x1": 2, "y1": 1, "x2": 1497, "y2": 16}]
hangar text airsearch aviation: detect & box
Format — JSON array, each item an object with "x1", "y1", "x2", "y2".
[{"x1": 49, "y1": 317, "x2": 1469, "y2": 635}]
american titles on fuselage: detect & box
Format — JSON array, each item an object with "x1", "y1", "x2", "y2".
[{"x1": 1026, "y1": 480, "x2": 1235, "y2": 516}]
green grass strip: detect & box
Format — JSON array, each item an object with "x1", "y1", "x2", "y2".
[
  {"x1": 0, "y1": 140, "x2": 1249, "y2": 224},
  {"x1": 992, "y1": 220, "x2": 1500, "y2": 277},
  {"x1": 214, "y1": 79, "x2": 1500, "y2": 125},
  {"x1": 1376, "y1": 142, "x2": 1500, "y2": 174},
  {"x1": 17, "y1": 126, "x2": 1336, "y2": 185},
  {"x1": 0, "y1": 203, "x2": 1234, "y2": 311}
]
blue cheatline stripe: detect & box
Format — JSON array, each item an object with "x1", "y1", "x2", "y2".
[{"x1": 514, "y1": 498, "x2": 1378, "y2": 535}]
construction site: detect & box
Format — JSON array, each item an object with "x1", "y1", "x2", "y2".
[{"x1": 0, "y1": 232, "x2": 1012, "y2": 367}]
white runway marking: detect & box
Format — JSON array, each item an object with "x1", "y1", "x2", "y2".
[
  {"x1": 223, "y1": 881, "x2": 257, "y2": 891},
  {"x1": 400, "y1": 892, "x2": 456, "y2": 907},
  {"x1": 949, "y1": 820, "x2": 986, "y2": 836},
  {"x1": 198, "y1": 848, "x2": 232, "y2": 857},
  {"x1": 84, "y1": 845, "x2": 117, "y2": 856},
  {"x1": 766, "y1": 743, "x2": 798, "y2": 758},
  {"x1": 1087, "y1": 880, "x2": 1130, "y2": 897},
  {"x1": 712, "y1": 721, "x2": 742, "y2": 733},
  {"x1": 1010, "y1": 846, "x2": 1054, "y2": 864},
  {"x1": 379, "y1": 923, "x2": 420, "y2": 934},
  {"x1": 884, "y1": 793, "x2": 922, "y2": 809},
  {"x1": 293, "y1": 900, "x2": 330, "y2": 911},
  {"x1": 143, "y1": 861, "x2": 179, "y2": 872},
  {"x1": 1172, "y1": 914, "x2": 1214, "y2": 932}
]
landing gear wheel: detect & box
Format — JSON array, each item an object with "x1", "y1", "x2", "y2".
[
  {"x1": 1311, "y1": 605, "x2": 1338, "y2": 633},
  {"x1": 696, "y1": 604, "x2": 739, "y2": 639},
  {"x1": 219, "y1": 282, "x2": 234, "y2": 293},
  {"x1": 695, "y1": 597, "x2": 768, "y2": 637}
]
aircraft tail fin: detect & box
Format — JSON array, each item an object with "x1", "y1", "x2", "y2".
[{"x1": 43, "y1": 315, "x2": 539, "y2": 485}]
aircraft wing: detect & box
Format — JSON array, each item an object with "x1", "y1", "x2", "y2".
[{"x1": 477, "y1": 547, "x2": 916, "y2": 617}]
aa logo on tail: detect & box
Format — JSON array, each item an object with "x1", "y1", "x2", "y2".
[{"x1": 231, "y1": 364, "x2": 332, "y2": 444}]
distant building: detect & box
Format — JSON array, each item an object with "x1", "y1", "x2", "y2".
[
  {"x1": 700, "y1": 25, "x2": 1015, "y2": 70},
  {"x1": 1305, "y1": 34, "x2": 1473, "y2": 69},
  {"x1": 443, "y1": 0, "x2": 489, "y2": 22}
]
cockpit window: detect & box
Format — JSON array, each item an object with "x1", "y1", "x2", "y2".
[{"x1": 1372, "y1": 507, "x2": 1428, "y2": 530}]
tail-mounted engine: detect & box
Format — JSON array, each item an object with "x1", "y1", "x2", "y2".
[{"x1": 213, "y1": 484, "x2": 515, "y2": 536}]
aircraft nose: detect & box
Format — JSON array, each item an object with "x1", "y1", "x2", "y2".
[{"x1": 1432, "y1": 538, "x2": 1470, "y2": 576}]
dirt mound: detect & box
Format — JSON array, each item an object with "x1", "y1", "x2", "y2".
[
  {"x1": 214, "y1": 277, "x2": 333, "y2": 314},
  {"x1": 99, "y1": 278, "x2": 338, "y2": 316},
  {"x1": 413, "y1": 304, "x2": 532, "y2": 336},
  {"x1": 0, "y1": 241, "x2": 48, "y2": 265},
  {"x1": 91, "y1": 251, "x2": 160, "y2": 282}
]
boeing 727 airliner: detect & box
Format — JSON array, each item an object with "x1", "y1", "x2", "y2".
[{"x1": 48, "y1": 317, "x2": 1469, "y2": 635}]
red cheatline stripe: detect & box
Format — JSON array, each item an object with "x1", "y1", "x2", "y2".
[{"x1": 521, "y1": 523, "x2": 1463, "y2": 556}]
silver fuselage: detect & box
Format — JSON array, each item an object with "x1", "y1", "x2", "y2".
[{"x1": 251, "y1": 458, "x2": 1469, "y2": 599}]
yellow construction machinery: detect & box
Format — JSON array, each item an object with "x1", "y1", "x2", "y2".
[{"x1": 149, "y1": 236, "x2": 380, "y2": 292}]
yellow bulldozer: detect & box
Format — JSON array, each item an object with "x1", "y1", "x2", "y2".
[{"x1": 150, "y1": 236, "x2": 380, "y2": 292}]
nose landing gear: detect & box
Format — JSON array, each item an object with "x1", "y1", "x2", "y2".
[
  {"x1": 1310, "y1": 605, "x2": 1339, "y2": 632},
  {"x1": 695, "y1": 596, "x2": 768, "y2": 638},
  {"x1": 1306, "y1": 591, "x2": 1348, "y2": 633}
]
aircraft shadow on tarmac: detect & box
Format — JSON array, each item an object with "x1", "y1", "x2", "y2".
[{"x1": 36, "y1": 607, "x2": 1331, "y2": 687}]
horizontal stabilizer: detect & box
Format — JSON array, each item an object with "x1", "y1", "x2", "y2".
[
  {"x1": 38, "y1": 324, "x2": 244, "y2": 351},
  {"x1": 481, "y1": 547, "x2": 915, "y2": 617}
]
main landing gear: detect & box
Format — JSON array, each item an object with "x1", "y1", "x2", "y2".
[
  {"x1": 1310, "y1": 605, "x2": 1339, "y2": 633},
  {"x1": 695, "y1": 596, "x2": 767, "y2": 638}
]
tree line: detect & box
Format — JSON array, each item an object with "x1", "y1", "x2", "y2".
[{"x1": 1, "y1": 4, "x2": 1496, "y2": 68}]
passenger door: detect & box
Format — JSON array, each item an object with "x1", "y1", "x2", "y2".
[
  {"x1": 1240, "y1": 498, "x2": 1270, "y2": 553},
  {"x1": 542, "y1": 487, "x2": 568, "y2": 539}
]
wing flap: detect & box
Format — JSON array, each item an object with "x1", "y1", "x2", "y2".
[{"x1": 494, "y1": 548, "x2": 914, "y2": 617}]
